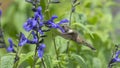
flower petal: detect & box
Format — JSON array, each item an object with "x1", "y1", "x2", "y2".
[
  {"x1": 7, "y1": 47, "x2": 14, "y2": 52},
  {"x1": 23, "y1": 18, "x2": 37, "y2": 32},
  {"x1": 0, "y1": 10, "x2": 2, "y2": 16},
  {"x1": 38, "y1": 30, "x2": 44, "y2": 35},
  {"x1": 19, "y1": 33, "x2": 27, "y2": 46},
  {"x1": 57, "y1": 19, "x2": 69, "y2": 25},
  {"x1": 57, "y1": 26, "x2": 65, "y2": 33},
  {"x1": 36, "y1": 7, "x2": 43, "y2": 20},
  {"x1": 37, "y1": 7, "x2": 42, "y2": 12},
  {"x1": 8, "y1": 38, "x2": 14, "y2": 47},
  {"x1": 7, "y1": 38, "x2": 14, "y2": 52},
  {"x1": 31, "y1": 31, "x2": 38, "y2": 43},
  {"x1": 50, "y1": 15, "x2": 58, "y2": 21},
  {"x1": 38, "y1": 44, "x2": 46, "y2": 59},
  {"x1": 115, "y1": 50, "x2": 120, "y2": 58}
]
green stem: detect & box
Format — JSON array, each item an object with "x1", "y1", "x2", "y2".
[
  {"x1": 32, "y1": 45, "x2": 38, "y2": 68},
  {"x1": 0, "y1": 16, "x2": 7, "y2": 49},
  {"x1": 66, "y1": 41, "x2": 70, "y2": 54},
  {"x1": 13, "y1": 45, "x2": 20, "y2": 68},
  {"x1": 32, "y1": 30, "x2": 40, "y2": 68},
  {"x1": 45, "y1": 0, "x2": 50, "y2": 12},
  {"x1": 41, "y1": 58, "x2": 46, "y2": 68},
  {"x1": 53, "y1": 38, "x2": 58, "y2": 60},
  {"x1": 44, "y1": 0, "x2": 51, "y2": 19},
  {"x1": 69, "y1": 8, "x2": 73, "y2": 26},
  {"x1": 53, "y1": 38, "x2": 61, "y2": 68},
  {"x1": 108, "y1": 64, "x2": 113, "y2": 68},
  {"x1": 66, "y1": 0, "x2": 73, "y2": 54}
]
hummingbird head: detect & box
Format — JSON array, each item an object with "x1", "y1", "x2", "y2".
[{"x1": 61, "y1": 25, "x2": 74, "y2": 34}]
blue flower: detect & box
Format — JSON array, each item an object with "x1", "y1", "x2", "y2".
[
  {"x1": 31, "y1": 31, "x2": 38, "y2": 43},
  {"x1": 27, "y1": 31, "x2": 39, "y2": 44},
  {"x1": 110, "y1": 50, "x2": 120, "y2": 64},
  {"x1": 50, "y1": 15, "x2": 58, "y2": 21},
  {"x1": 47, "y1": 15, "x2": 57, "y2": 25},
  {"x1": 18, "y1": 33, "x2": 27, "y2": 46},
  {"x1": 38, "y1": 44, "x2": 46, "y2": 59},
  {"x1": 38, "y1": 29, "x2": 44, "y2": 35},
  {"x1": 7, "y1": 38, "x2": 14, "y2": 52},
  {"x1": 37, "y1": 6, "x2": 42, "y2": 13},
  {"x1": 39, "y1": 21, "x2": 44, "y2": 27},
  {"x1": 55, "y1": 19, "x2": 69, "y2": 32},
  {"x1": 0, "y1": 10, "x2": 2, "y2": 16},
  {"x1": 27, "y1": 31, "x2": 38, "y2": 44},
  {"x1": 23, "y1": 18, "x2": 37, "y2": 32},
  {"x1": 34, "y1": 7, "x2": 43, "y2": 21},
  {"x1": 57, "y1": 19, "x2": 69, "y2": 25},
  {"x1": 46, "y1": 15, "x2": 69, "y2": 33}
]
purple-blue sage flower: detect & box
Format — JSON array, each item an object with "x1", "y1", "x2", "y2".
[
  {"x1": 27, "y1": 31, "x2": 38, "y2": 44},
  {"x1": 47, "y1": 15, "x2": 58, "y2": 25},
  {"x1": 23, "y1": 18, "x2": 37, "y2": 32},
  {"x1": 57, "y1": 19, "x2": 69, "y2": 25},
  {"x1": 38, "y1": 44, "x2": 46, "y2": 59},
  {"x1": 39, "y1": 21, "x2": 44, "y2": 27},
  {"x1": 38, "y1": 29, "x2": 44, "y2": 35},
  {"x1": 34, "y1": 7, "x2": 43, "y2": 21},
  {"x1": 37, "y1": 7, "x2": 43, "y2": 20},
  {"x1": 46, "y1": 15, "x2": 69, "y2": 33},
  {"x1": 55, "y1": 19, "x2": 69, "y2": 32},
  {"x1": 7, "y1": 38, "x2": 14, "y2": 52},
  {"x1": 110, "y1": 50, "x2": 120, "y2": 64},
  {"x1": 31, "y1": 31, "x2": 38, "y2": 43},
  {"x1": 50, "y1": 15, "x2": 58, "y2": 21},
  {"x1": 0, "y1": 10, "x2": 2, "y2": 16},
  {"x1": 18, "y1": 33, "x2": 27, "y2": 46}
]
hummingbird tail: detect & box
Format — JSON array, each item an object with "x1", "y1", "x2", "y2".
[{"x1": 82, "y1": 41, "x2": 96, "y2": 51}]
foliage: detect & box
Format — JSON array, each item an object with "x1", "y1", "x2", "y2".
[{"x1": 0, "y1": 0, "x2": 120, "y2": 68}]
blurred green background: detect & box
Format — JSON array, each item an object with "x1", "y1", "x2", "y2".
[{"x1": 0, "y1": 0, "x2": 120, "y2": 68}]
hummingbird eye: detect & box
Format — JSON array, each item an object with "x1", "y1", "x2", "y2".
[{"x1": 61, "y1": 25, "x2": 69, "y2": 32}]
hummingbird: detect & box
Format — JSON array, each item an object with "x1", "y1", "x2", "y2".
[{"x1": 59, "y1": 25, "x2": 96, "y2": 51}]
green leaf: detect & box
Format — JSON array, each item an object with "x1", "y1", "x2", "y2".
[
  {"x1": 18, "y1": 51, "x2": 34, "y2": 66},
  {"x1": 72, "y1": 23, "x2": 94, "y2": 39},
  {"x1": 92, "y1": 58, "x2": 102, "y2": 68},
  {"x1": 55, "y1": 36, "x2": 68, "y2": 53},
  {"x1": 71, "y1": 54, "x2": 87, "y2": 68},
  {"x1": 44, "y1": 55, "x2": 53, "y2": 68},
  {"x1": 0, "y1": 56, "x2": 15, "y2": 68}
]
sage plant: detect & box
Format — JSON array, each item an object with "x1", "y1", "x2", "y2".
[{"x1": 6, "y1": 0, "x2": 69, "y2": 67}]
